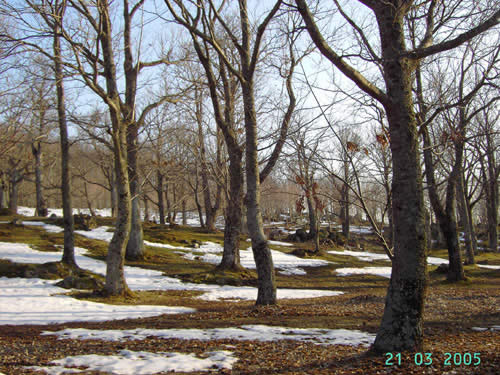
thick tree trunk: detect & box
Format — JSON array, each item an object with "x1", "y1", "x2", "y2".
[
  {"x1": 372, "y1": 7, "x2": 427, "y2": 353},
  {"x1": 242, "y1": 79, "x2": 276, "y2": 305},
  {"x1": 182, "y1": 199, "x2": 187, "y2": 226},
  {"x1": 165, "y1": 183, "x2": 172, "y2": 224},
  {"x1": 8, "y1": 174, "x2": 19, "y2": 214},
  {"x1": 125, "y1": 125, "x2": 144, "y2": 261},
  {"x1": 106, "y1": 136, "x2": 131, "y2": 295},
  {"x1": 443, "y1": 141, "x2": 465, "y2": 281},
  {"x1": 420, "y1": 94, "x2": 464, "y2": 281},
  {"x1": 485, "y1": 131, "x2": 498, "y2": 252},
  {"x1": 110, "y1": 167, "x2": 117, "y2": 218},
  {"x1": 53, "y1": 10, "x2": 76, "y2": 266},
  {"x1": 219, "y1": 153, "x2": 244, "y2": 270},
  {"x1": 306, "y1": 193, "x2": 317, "y2": 239},
  {"x1": 457, "y1": 173, "x2": 475, "y2": 264},
  {"x1": 0, "y1": 180, "x2": 4, "y2": 209}
]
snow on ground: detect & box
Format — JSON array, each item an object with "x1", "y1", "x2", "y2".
[
  {"x1": 44, "y1": 324, "x2": 376, "y2": 346},
  {"x1": 0, "y1": 241, "x2": 342, "y2": 324},
  {"x1": 477, "y1": 264, "x2": 500, "y2": 270},
  {"x1": 181, "y1": 241, "x2": 330, "y2": 276},
  {"x1": 334, "y1": 267, "x2": 392, "y2": 278},
  {"x1": 27, "y1": 350, "x2": 238, "y2": 375},
  {"x1": 328, "y1": 249, "x2": 450, "y2": 278},
  {"x1": 76, "y1": 226, "x2": 115, "y2": 242},
  {"x1": 62, "y1": 224, "x2": 329, "y2": 276},
  {"x1": 199, "y1": 286, "x2": 342, "y2": 301},
  {"x1": 0, "y1": 277, "x2": 195, "y2": 325},
  {"x1": 471, "y1": 326, "x2": 500, "y2": 332},
  {"x1": 328, "y1": 249, "x2": 389, "y2": 262},
  {"x1": 328, "y1": 249, "x2": 448, "y2": 266},
  {"x1": 18, "y1": 206, "x2": 112, "y2": 218},
  {"x1": 22, "y1": 221, "x2": 65, "y2": 233},
  {"x1": 31, "y1": 325, "x2": 376, "y2": 374}
]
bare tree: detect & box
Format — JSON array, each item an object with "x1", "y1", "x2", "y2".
[
  {"x1": 165, "y1": 0, "x2": 298, "y2": 303},
  {"x1": 295, "y1": 0, "x2": 500, "y2": 352}
]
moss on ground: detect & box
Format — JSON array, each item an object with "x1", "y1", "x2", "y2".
[{"x1": 1, "y1": 219, "x2": 499, "y2": 303}]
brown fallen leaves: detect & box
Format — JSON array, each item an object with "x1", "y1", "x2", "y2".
[{"x1": 0, "y1": 287, "x2": 498, "y2": 374}]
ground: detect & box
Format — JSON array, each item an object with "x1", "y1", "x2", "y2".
[{"x1": 0, "y1": 213, "x2": 498, "y2": 374}]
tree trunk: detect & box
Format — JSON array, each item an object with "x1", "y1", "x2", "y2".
[
  {"x1": 419, "y1": 83, "x2": 464, "y2": 281},
  {"x1": 306, "y1": 193, "x2": 317, "y2": 239},
  {"x1": 196, "y1": 93, "x2": 218, "y2": 232},
  {"x1": 106, "y1": 129, "x2": 131, "y2": 295},
  {"x1": 8, "y1": 172, "x2": 19, "y2": 214},
  {"x1": 457, "y1": 172, "x2": 475, "y2": 264},
  {"x1": 157, "y1": 171, "x2": 165, "y2": 225},
  {"x1": 125, "y1": 125, "x2": 144, "y2": 261},
  {"x1": 110, "y1": 166, "x2": 117, "y2": 218},
  {"x1": 32, "y1": 143, "x2": 48, "y2": 217},
  {"x1": 340, "y1": 181, "x2": 350, "y2": 240},
  {"x1": 219, "y1": 152, "x2": 244, "y2": 270},
  {"x1": 0, "y1": 179, "x2": 4, "y2": 209},
  {"x1": 165, "y1": 183, "x2": 172, "y2": 224},
  {"x1": 53, "y1": 8, "x2": 76, "y2": 266},
  {"x1": 485, "y1": 130, "x2": 498, "y2": 252},
  {"x1": 83, "y1": 182, "x2": 95, "y2": 217},
  {"x1": 182, "y1": 199, "x2": 187, "y2": 226},
  {"x1": 143, "y1": 194, "x2": 149, "y2": 222},
  {"x1": 242, "y1": 78, "x2": 276, "y2": 305},
  {"x1": 372, "y1": 6, "x2": 427, "y2": 353}
]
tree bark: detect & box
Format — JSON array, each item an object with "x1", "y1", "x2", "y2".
[
  {"x1": 219, "y1": 150, "x2": 244, "y2": 270},
  {"x1": 32, "y1": 142, "x2": 47, "y2": 217},
  {"x1": 53, "y1": 4, "x2": 76, "y2": 266},
  {"x1": 242, "y1": 78, "x2": 276, "y2": 305},
  {"x1": 457, "y1": 172, "x2": 475, "y2": 264},
  {"x1": 110, "y1": 166, "x2": 117, "y2": 217},
  {"x1": 106, "y1": 126, "x2": 131, "y2": 295},
  {"x1": 418, "y1": 63, "x2": 464, "y2": 281},
  {"x1": 157, "y1": 171, "x2": 165, "y2": 225},
  {"x1": 484, "y1": 129, "x2": 499, "y2": 252},
  {"x1": 370, "y1": 5, "x2": 427, "y2": 353},
  {"x1": 125, "y1": 126, "x2": 144, "y2": 261},
  {"x1": 8, "y1": 170, "x2": 20, "y2": 213}
]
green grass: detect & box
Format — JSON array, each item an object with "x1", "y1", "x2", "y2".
[{"x1": 0, "y1": 219, "x2": 499, "y2": 299}]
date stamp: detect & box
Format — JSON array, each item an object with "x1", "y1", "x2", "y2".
[{"x1": 385, "y1": 352, "x2": 481, "y2": 366}]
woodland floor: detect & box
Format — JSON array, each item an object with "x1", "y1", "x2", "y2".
[{"x1": 0, "y1": 216, "x2": 499, "y2": 374}]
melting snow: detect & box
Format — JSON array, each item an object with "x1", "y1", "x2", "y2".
[
  {"x1": 0, "y1": 276, "x2": 194, "y2": 325},
  {"x1": 0, "y1": 240, "x2": 342, "y2": 325},
  {"x1": 27, "y1": 350, "x2": 237, "y2": 375},
  {"x1": 44, "y1": 324, "x2": 376, "y2": 346}
]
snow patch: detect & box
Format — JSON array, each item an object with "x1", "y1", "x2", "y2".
[
  {"x1": 27, "y1": 350, "x2": 237, "y2": 374},
  {"x1": 334, "y1": 267, "x2": 392, "y2": 278},
  {"x1": 44, "y1": 324, "x2": 376, "y2": 346}
]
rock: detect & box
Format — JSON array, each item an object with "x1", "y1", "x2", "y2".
[
  {"x1": 295, "y1": 228, "x2": 308, "y2": 242},
  {"x1": 10, "y1": 218, "x2": 22, "y2": 226},
  {"x1": 190, "y1": 240, "x2": 201, "y2": 248},
  {"x1": 73, "y1": 214, "x2": 97, "y2": 231},
  {"x1": 435, "y1": 263, "x2": 449, "y2": 274},
  {"x1": 49, "y1": 213, "x2": 58, "y2": 219},
  {"x1": 56, "y1": 275, "x2": 104, "y2": 290}
]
